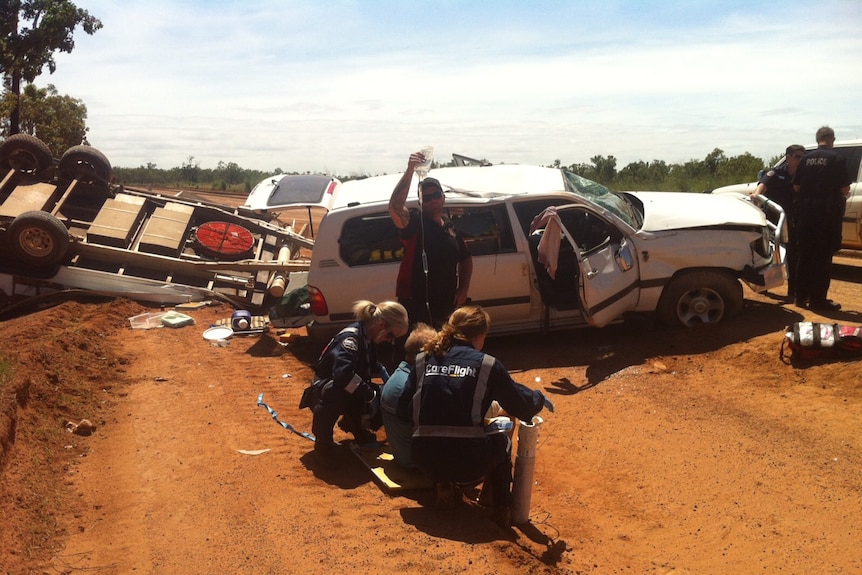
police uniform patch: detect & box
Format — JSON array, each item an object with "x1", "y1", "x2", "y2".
[
  {"x1": 342, "y1": 337, "x2": 359, "y2": 352},
  {"x1": 766, "y1": 170, "x2": 775, "y2": 177}
]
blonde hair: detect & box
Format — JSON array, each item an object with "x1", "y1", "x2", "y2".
[
  {"x1": 404, "y1": 323, "x2": 436, "y2": 363},
  {"x1": 424, "y1": 306, "x2": 490, "y2": 356},
  {"x1": 352, "y1": 300, "x2": 409, "y2": 333}
]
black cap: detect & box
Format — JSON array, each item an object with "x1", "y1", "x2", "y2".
[{"x1": 419, "y1": 177, "x2": 443, "y2": 192}]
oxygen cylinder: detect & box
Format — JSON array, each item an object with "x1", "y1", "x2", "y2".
[{"x1": 511, "y1": 415, "x2": 543, "y2": 525}]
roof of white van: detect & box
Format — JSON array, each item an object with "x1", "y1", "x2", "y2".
[{"x1": 332, "y1": 164, "x2": 566, "y2": 209}]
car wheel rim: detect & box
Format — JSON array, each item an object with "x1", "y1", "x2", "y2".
[
  {"x1": 9, "y1": 150, "x2": 42, "y2": 173},
  {"x1": 676, "y1": 287, "x2": 724, "y2": 326},
  {"x1": 20, "y1": 228, "x2": 55, "y2": 257}
]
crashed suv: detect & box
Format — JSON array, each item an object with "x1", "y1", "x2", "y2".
[{"x1": 302, "y1": 164, "x2": 785, "y2": 342}]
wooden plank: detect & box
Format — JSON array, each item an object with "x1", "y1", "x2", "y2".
[
  {"x1": 139, "y1": 203, "x2": 194, "y2": 256},
  {"x1": 86, "y1": 194, "x2": 146, "y2": 248},
  {"x1": 0, "y1": 182, "x2": 59, "y2": 218},
  {"x1": 349, "y1": 442, "x2": 434, "y2": 491}
]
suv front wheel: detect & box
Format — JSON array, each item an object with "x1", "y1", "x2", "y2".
[{"x1": 657, "y1": 270, "x2": 743, "y2": 327}]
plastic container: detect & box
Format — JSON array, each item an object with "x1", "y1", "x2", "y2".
[
  {"x1": 415, "y1": 146, "x2": 433, "y2": 178},
  {"x1": 231, "y1": 310, "x2": 252, "y2": 331},
  {"x1": 128, "y1": 311, "x2": 169, "y2": 330},
  {"x1": 160, "y1": 311, "x2": 195, "y2": 328}
]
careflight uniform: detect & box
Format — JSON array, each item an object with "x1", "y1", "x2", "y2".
[
  {"x1": 792, "y1": 147, "x2": 851, "y2": 307},
  {"x1": 311, "y1": 323, "x2": 385, "y2": 455},
  {"x1": 396, "y1": 206, "x2": 470, "y2": 328},
  {"x1": 397, "y1": 344, "x2": 546, "y2": 507},
  {"x1": 757, "y1": 165, "x2": 798, "y2": 296}
]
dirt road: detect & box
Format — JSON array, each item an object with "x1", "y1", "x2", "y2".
[{"x1": 1, "y1": 257, "x2": 861, "y2": 574}]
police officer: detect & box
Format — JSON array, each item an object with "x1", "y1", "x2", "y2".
[
  {"x1": 396, "y1": 305, "x2": 554, "y2": 526},
  {"x1": 750, "y1": 144, "x2": 806, "y2": 299},
  {"x1": 792, "y1": 126, "x2": 852, "y2": 310},
  {"x1": 311, "y1": 300, "x2": 408, "y2": 463}
]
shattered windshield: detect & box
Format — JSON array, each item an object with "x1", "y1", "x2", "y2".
[{"x1": 562, "y1": 170, "x2": 642, "y2": 228}]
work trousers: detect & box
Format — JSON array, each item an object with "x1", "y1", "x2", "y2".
[
  {"x1": 311, "y1": 386, "x2": 364, "y2": 448},
  {"x1": 795, "y1": 211, "x2": 834, "y2": 302},
  {"x1": 413, "y1": 433, "x2": 514, "y2": 506}
]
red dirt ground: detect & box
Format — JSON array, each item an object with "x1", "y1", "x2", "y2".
[{"x1": 1, "y1": 255, "x2": 861, "y2": 575}]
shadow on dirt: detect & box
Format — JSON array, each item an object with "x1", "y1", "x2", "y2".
[
  {"x1": 832, "y1": 260, "x2": 862, "y2": 283},
  {"x1": 399, "y1": 504, "x2": 512, "y2": 544},
  {"x1": 485, "y1": 298, "x2": 803, "y2": 386},
  {"x1": 298, "y1": 449, "x2": 371, "y2": 489}
]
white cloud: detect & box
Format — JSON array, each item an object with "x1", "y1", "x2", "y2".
[{"x1": 39, "y1": 0, "x2": 862, "y2": 175}]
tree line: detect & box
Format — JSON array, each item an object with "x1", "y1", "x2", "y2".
[{"x1": 106, "y1": 148, "x2": 775, "y2": 196}]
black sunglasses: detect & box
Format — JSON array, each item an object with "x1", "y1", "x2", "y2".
[{"x1": 422, "y1": 190, "x2": 443, "y2": 201}]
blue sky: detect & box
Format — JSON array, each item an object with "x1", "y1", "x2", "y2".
[{"x1": 45, "y1": 0, "x2": 862, "y2": 176}]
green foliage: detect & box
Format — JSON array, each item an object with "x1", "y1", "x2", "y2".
[
  {"x1": 107, "y1": 147, "x2": 768, "y2": 197},
  {"x1": 0, "y1": 83, "x2": 87, "y2": 153},
  {"x1": 0, "y1": 0, "x2": 102, "y2": 134},
  {"x1": 564, "y1": 148, "x2": 766, "y2": 193},
  {"x1": 111, "y1": 160, "x2": 286, "y2": 194}
]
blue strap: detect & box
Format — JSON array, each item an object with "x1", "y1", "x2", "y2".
[{"x1": 257, "y1": 392, "x2": 316, "y2": 442}]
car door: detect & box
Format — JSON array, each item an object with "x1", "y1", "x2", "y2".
[
  {"x1": 449, "y1": 203, "x2": 535, "y2": 328},
  {"x1": 554, "y1": 207, "x2": 640, "y2": 327}
]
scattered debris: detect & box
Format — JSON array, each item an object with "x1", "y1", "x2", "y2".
[
  {"x1": 65, "y1": 419, "x2": 96, "y2": 436},
  {"x1": 237, "y1": 449, "x2": 271, "y2": 456}
]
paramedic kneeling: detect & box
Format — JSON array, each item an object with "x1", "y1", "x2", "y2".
[
  {"x1": 311, "y1": 300, "x2": 408, "y2": 462},
  {"x1": 396, "y1": 305, "x2": 554, "y2": 525}
]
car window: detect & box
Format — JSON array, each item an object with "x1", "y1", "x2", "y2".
[
  {"x1": 562, "y1": 169, "x2": 642, "y2": 228},
  {"x1": 337, "y1": 204, "x2": 517, "y2": 267},
  {"x1": 512, "y1": 197, "x2": 576, "y2": 238},
  {"x1": 833, "y1": 146, "x2": 862, "y2": 183},
  {"x1": 558, "y1": 208, "x2": 618, "y2": 254},
  {"x1": 778, "y1": 146, "x2": 862, "y2": 183},
  {"x1": 448, "y1": 205, "x2": 516, "y2": 255},
  {"x1": 339, "y1": 211, "x2": 403, "y2": 266}
]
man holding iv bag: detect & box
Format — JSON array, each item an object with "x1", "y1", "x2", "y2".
[{"x1": 389, "y1": 148, "x2": 472, "y2": 328}]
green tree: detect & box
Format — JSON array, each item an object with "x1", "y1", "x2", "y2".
[
  {"x1": 0, "y1": 0, "x2": 102, "y2": 134},
  {"x1": 179, "y1": 156, "x2": 200, "y2": 184},
  {"x1": 216, "y1": 160, "x2": 243, "y2": 185},
  {"x1": 0, "y1": 82, "x2": 87, "y2": 153}
]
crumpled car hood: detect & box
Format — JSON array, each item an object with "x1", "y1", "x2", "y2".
[{"x1": 628, "y1": 191, "x2": 766, "y2": 232}]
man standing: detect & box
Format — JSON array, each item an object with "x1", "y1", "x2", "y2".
[
  {"x1": 792, "y1": 126, "x2": 852, "y2": 310},
  {"x1": 750, "y1": 144, "x2": 806, "y2": 300},
  {"x1": 389, "y1": 151, "x2": 472, "y2": 327}
]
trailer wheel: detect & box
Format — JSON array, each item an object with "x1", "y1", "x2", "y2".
[
  {"x1": 6, "y1": 210, "x2": 70, "y2": 267},
  {"x1": 656, "y1": 270, "x2": 743, "y2": 327},
  {"x1": 58, "y1": 145, "x2": 112, "y2": 186},
  {"x1": 0, "y1": 134, "x2": 54, "y2": 175}
]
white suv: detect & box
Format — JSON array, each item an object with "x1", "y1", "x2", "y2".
[
  {"x1": 303, "y1": 164, "x2": 784, "y2": 342},
  {"x1": 712, "y1": 139, "x2": 862, "y2": 250}
]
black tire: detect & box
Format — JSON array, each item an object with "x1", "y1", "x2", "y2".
[
  {"x1": 6, "y1": 210, "x2": 71, "y2": 267},
  {"x1": 58, "y1": 145, "x2": 112, "y2": 186},
  {"x1": 656, "y1": 270, "x2": 743, "y2": 327},
  {"x1": 0, "y1": 134, "x2": 54, "y2": 175}
]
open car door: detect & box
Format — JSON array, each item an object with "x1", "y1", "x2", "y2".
[{"x1": 553, "y1": 208, "x2": 641, "y2": 327}]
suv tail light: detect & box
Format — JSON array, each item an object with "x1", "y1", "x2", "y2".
[{"x1": 307, "y1": 285, "x2": 329, "y2": 316}]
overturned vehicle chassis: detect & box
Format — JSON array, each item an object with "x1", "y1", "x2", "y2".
[{"x1": 0, "y1": 134, "x2": 312, "y2": 315}]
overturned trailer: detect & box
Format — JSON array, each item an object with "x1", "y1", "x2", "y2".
[{"x1": 0, "y1": 134, "x2": 314, "y2": 315}]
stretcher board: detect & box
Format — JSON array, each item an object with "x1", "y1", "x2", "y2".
[{"x1": 349, "y1": 442, "x2": 434, "y2": 491}]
